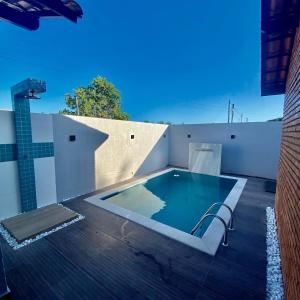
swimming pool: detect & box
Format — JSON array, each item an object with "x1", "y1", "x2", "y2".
[
  {"x1": 102, "y1": 170, "x2": 236, "y2": 236},
  {"x1": 85, "y1": 168, "x2": 247, "y2": 255}
]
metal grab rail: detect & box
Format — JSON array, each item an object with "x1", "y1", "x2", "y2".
[
  {"x1": 204, "y1": 202, "x2": 234, "y2": 230},
  {"x1": 191, "y1": 214, "x2": 229, "y2": 247}
]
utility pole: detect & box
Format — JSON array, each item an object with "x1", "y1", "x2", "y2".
[
  {"x1": 227, "y1": 99, "x2": 231, "y2": 123},
  {"x1": 75, "y1": 95, "x2": 79, "y2": 116},
  {"x1": 246, "y1": 117, "x2": 248, "y2": 122},
  {"x1": 231, "y1": 104, "x2": 235, "y2": 123},
  {"x1": 240, "y1": 113, "x2": 243, "y2": 123}
]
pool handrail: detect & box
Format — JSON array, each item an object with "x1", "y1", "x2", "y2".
[
  {"x1": 191, "y1": 213, "x2": 229, "y2": 246},
  {"x1": 204, "y1": 202, "x2": 234, "y2": 230}
]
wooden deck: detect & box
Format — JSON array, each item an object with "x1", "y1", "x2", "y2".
[
  {"x1": 1, "y1": 204, "x2": 78, "y2": 243},
  {"x1": 0, "y1": 176, "x2": 274, "y2": 299}
]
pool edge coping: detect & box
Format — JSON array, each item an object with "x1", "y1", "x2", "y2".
[{"x1": 84, "y1": 168, "x2": 247, "y2": 256}]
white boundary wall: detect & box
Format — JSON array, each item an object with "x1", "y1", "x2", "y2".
[
  {"x1": 170, "y1": 122, "x2": 282, "y2": 179},
  {"x1": 0, "y1": 109, "x2": 282, "y2": 219}
]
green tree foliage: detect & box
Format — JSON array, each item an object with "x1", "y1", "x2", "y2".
[{"x1": 60, "y1": 76, "x2": 129, "y2": 120}]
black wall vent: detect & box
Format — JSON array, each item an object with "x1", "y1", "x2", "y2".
[{"x1": 69, "y1": 135, "x2": 76, "y2": 142}]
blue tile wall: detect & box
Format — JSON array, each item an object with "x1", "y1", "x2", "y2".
[
  {"x1": 10, "y1": 80, "x2": 48, "y2": 213},
  {"x1": 32, "y1": 142, "x2": 54, "y2": 159},
  {"x1": 18, "y1": 159, "x2": 37, "y2": 211},
  {"x1": 13, "y1": 97, "x2": 37, "y2": 212},
  {"x1": 0, "y1": 144, "x2": 17, "y2": 162},
  {"x1": 0, "y1": 142, "x2": 54, "y2": 162}
]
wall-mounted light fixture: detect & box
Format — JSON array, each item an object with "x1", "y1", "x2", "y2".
[
  {"x1": 69, "y1": 135, "x2": 76, "y2": 142},
  {"x1": 131, "y1": 134, "x2": 135, "y2": 140}
]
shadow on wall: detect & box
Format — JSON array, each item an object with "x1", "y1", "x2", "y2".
[
  {"x1": 53, "y1": 115, "x2": 109, "y2": 201},
  {"x1": 134, "y1": 129, "x2": 169, "y2": 177},
  {"x1": 93, "y1": 122, "x2": 169, "y2": 191},
  {"x1": 53, "y1": 115, "x2": 169, "y2": 202},
  {"x1": 109, "y1": 127, "x2": 169, "y2": 184}
]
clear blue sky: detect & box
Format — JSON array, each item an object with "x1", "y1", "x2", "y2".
[{"x1": 0, "y1": 0, "x2": 284, "y2": 124}]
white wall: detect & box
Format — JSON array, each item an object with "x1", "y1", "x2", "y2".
[
  {"x1": 31, "y1": 113, "x2": 54, "y2": 142},
  {"x1": 170, "y1": 122, "x2": 282, "y2": 179},
  {"x1": 31, "y1": 113, "x2": 57, "y2": 208},
  {"x1": 34, "y1": 157, "x2": 57, "y2": 208},
  {"x1": 53, "y1": 115, "x2": 169, "y2": 202},
  {"x1": 0, "y1": 111, "x2": 20, "y2": 219},
  {"x1": 0, "y1": 111, "x2": 15, "y2": 144},
  {"x1": 0, "y1": 162, "x2": 21, "y2": 220}
]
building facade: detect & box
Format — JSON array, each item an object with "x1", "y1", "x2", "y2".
[{"x1": 261, "y1": 1, "x2": 300, "y2": 298}]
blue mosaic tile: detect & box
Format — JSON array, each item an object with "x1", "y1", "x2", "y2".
[
  {"x1": 17, "y1": 158, "x2": 37, "y2": 211},
  {"x1": 32, "y1": 142, "x2": 54, "y2": 159},
  {"x1": 12, "y1": 97, "x2": 37, "y2": 212},
  {"x1": 0, "y1": 142, "x2": 54, "y2": 162},
  {"x1": 0, "y1": 144, "x2": 17, "y2": 162}
]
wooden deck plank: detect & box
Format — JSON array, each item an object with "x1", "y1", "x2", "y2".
[
  {"x1": 46, "y1": 218, "x2": 202, "y2": 299},
  {"x1": 1, "y1": 204, "x2": 78, "y2": 243},
  {"x1": 5, "y1": 240, "x2": 115, "y2": 300},
  {"x1": 0, "y1": 176, "x2": 274, "y2": 300},
  {"x1": 63, "y1": 200, "x2": 215, "y2": 292}
]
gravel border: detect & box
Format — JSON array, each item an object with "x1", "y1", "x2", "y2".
[
  {"x1": 266, "y1": 207, "x2": 284, "y2": 300},
  {"x1": 0, "y1": 205, "x2": 84, "y2": 250}
]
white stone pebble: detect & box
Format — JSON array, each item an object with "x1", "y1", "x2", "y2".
[{"x1": 266, "y1": 207, "x2": 284, "y2": 300}]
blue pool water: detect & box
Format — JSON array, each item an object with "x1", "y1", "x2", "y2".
[{"x1": 103, "y1": 170, "x2": 237, "y2": 236}]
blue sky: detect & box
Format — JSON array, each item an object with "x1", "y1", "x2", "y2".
[{"x1": 0, "y1": 0, "x2": 283, "y2": 123}]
